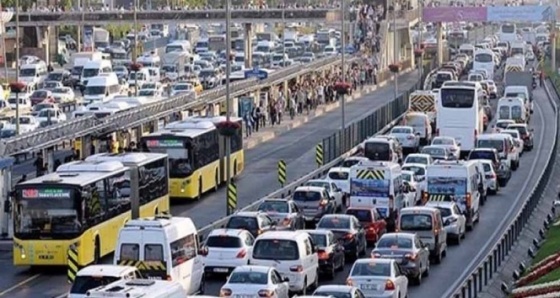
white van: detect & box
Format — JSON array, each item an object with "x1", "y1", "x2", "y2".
[
  {"x1": 129, "y1": 68, "x2": 151, "y2": 90},
  {"x1": 114, "y1": 215, "x2": 204, "y2": 295},
  {"x1": 250, "y1": 231, "x2": 319, "y2": 294},
  {"x1": 467, "y1": 72, "x2": 484, "y2": 82},
  {"x1": 83, "y1": 73, "x2": 122, "y2": 105},
  {"x1": 69, "y1": 265, "x2": 141, "y2": 298},
  {"x1": 425, "y1": 160, "x2": 481, "y2": 230},
  {"x1": 80, "y1": 59, "x2": 113, "y2": 86},
  {"x1": 362, "y1": 137, "x2": 401, "y2": 163},
  {"x1": 497, "y1": 97, "x2": 527, "y2": 123},
  {"x1": 403, "y1": 112, "x2": 432, "y2": 146},
  {"x1": 504, "y1": 85, "x2": 532, "y2": 113},
  {"x1": 86, "y1": 279, "x2": 186, "y2": 298},
  {"x1": 19, "y1": 62, "x2": 48, "y2": 87},
  {"x1": 476, "y1": 133, "x2": 519, "y2": 170}
]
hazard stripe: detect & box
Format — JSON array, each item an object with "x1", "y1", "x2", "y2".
[
  {"x1": 356, "y1": 169, "x2": 385, "y2": 180},
  {"x1": 409, "y1": 95, "x2": 435, "y2": 112},
  {"x1": 118, "y1": 260, "x2": 167, "y2": 271}
]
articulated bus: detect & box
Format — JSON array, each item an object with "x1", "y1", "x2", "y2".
[
  {"x1": 436, "y1": 81, "x2": 485, "y2": 158},
  {"x1": 140, "y1": 116, "x2": 244, "y2": 200},
  {"x1": 12, "y1": 153, "x2": 169, "y2": 266}
]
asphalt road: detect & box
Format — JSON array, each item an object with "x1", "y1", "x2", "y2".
[{"x1": 0, "y1": 70, "x2": 422, "y2": 298}]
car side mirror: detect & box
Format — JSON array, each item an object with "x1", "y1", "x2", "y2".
[{"x1": 282, "y1": 277, "x2": 290, "y2": 282}]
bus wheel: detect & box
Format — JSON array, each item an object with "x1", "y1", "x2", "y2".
[
  {"x1": 214, "y1": 171, "x2": 219, "y2": 192},
  {"x1": 94, "y1": 237, "x2": 100, "y2": 264},
  {"x1": 196, "y1": 179, "x2": 202, "y2": 201},
  {"x1": 234, "y1": 163, "x2": 238, "y2": 177}
]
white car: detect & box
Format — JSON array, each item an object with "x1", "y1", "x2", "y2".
[
  {"x1": 426, "y1": 201, "x2": 466, "y2": 245},
  {"x1": 402, "y1": 180, "x2": 418, "y2": 208},
  {"x1": 401, "y1": 170, "x2": 423, "y2": 205},
  {"x1": 494, "y1": 119, "x2": 516, "y2": 133},
  {"x1": 138, "y1": 88, "x2": 163, "y2": 99},
  {"x1": 389, "y1": 126, "x2": 420, "y2": 153},
  {"x1": 326, "y1": 167, "x2": 350, "y2": 195},
  {"x1": 8, "y1": 115, "x2": 40, "y2": 133},
  {"x1": 431, "y1": 136, "x2": 461, "y2": 159},
  {"x1": 501, "y1": 129, "x2": 525, "y2": 155},
  {"x1": 201, "y1": 229, "x2": 254, "y2": 275},
  {"x1": 347, "y1": 258, "x2": 408, "y2": 298},
  {"x1": 170, "y1": 82, "x2": 195, "y2": 97},
  {"x1": 220, "y1": 265, "x2": 290, "y2": 298},
  {"x1": 403, "y1": 153, "x2": 433, "y2": 166},
  {"x1": 340, "y1": 156, "x2": 369, "y2": 169},
  {"x1": 141, "y1": 82, "x2": 164, "y2": 93},
  {"x1": 51, "y1": 87, "x2": 75, "y2": 103},
  {"x1": 7, "y1": 93, "x2": 31, "y2": 110},
  {"x1": 526, "y1": 50, "x2": 535, "y2": 61},
  {"x1": 401, "y1": 163, "x2": 427, "y2": 184},
  {"x1": 305, "y1": 179, "x2": 344, "y2": 211},
  {"x1": 36, "y1": 108, "x2": 67, "y2": 123},
  {"x1": 480, "y1": 159, "x2": 499, "y2": 195},
  {"x1": 313, "y1": 285, "x2": 366, "y2": 298}
]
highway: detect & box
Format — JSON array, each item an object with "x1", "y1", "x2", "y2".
[{"x1": 0, "y1": 70, "x2": 421, "y2": 298}]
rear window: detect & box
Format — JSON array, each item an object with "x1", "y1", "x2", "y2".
[
  {"x1": 253, "y1": 239, "x2": 299, "y2": 260},
  {"x1": 346, "y1": 209, "x2": 372, "y2": 222},
  {"x1": 341, "y1": 159, "x2": 361, "y2": 168},
  {"x1": 70, "y1": 276, "x2": 120, "y2": 294},
  {"x1": 351, "y1": 262, "x2": 391, "y2": 277},
  {"x1": 469, "y1": 151, "x2": 496, "y2": 160},
  {"x1": 364, "y1": 142, "x2": 390, "y2": 160},
  {"x1": 317, "y1": 217, "x2": 351, "y2": 229},
  {"x1": 227, "y1": 216, "x2": 258, "y2": 230},
  {"x1": 207, "y1": 236, "x2": 243, "y2": 248},
  {"x1": 497, "y1": 121, "x2": 513, "y2": 129},
  {"x1": 229, "y1": 271, "x2": 268, "y2": 284},
  {"x1": 258, "y1": 201, "x2": 289, "y2": 213},
  {"x1": 432, "y1": 138, "x2": 453, "y2": 145},
  {"x1": 293, "y1": 191, "x2": 322, "y2": 201},
  {"x1": 145, "y1": 244, "x2": 164, "y2": 261},
  {"x1": 120, "y1": 243, "x2": 140, "y2": 261},
  {"x1": 434, "y1": 207, "x2": 452, "y2": 217},
  {"x1": 510, "y1": 126, "x2": 528, "y2": 135},
  {"x1": 328, "y1": 171, "x2": 349, "y2": 180},
  {"x1": 399, "y1": 214, "x2": 433, "y2": 231},
  {"x1": 376, "y1": 236, "x2": 413, "y2": 249},
  {"x1": 477, "y1": 139, "x2": 504, "y2": 152},
  {"x1": 482, "y1": 163, "x2": 492, "y2": 172},
  {"x1": 309, "y1": 233, "x2": 327, "y2": 247}
]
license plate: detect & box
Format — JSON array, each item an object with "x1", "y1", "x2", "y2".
[
  {"x1": 213, "y1": 268, "x2": 228, "y2": 273},
  {"x1": 360, "y1": 284, "x2": 379, "y2": 290}
]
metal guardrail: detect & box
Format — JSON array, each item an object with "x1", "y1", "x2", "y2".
[
  {"x1": 196, "y1": 75, "x2": 425, "y2": 239},
  {"x1": 443, "y1": 79, "x2": 560, "y2": 298}
]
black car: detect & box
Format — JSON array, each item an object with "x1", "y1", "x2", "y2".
[
  {"x1": 304, "y1": 229, "x2": 345, "y2": 278},
  {"x1": 468, "y1": 148, "x2": 511, "y2": 187},
  {"x1": 316, "y1": 214, "x2": 367, "y2": 259},
  {"x1": 224, "y1": 211, "x2": 276, "y2": 237}
]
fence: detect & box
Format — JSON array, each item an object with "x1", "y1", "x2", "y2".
[{"x1": 443, "y1": 79, "x2": 559, "y2": 297}]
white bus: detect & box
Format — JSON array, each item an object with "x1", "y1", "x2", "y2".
[
  {"x1": 473, "y1": 49, "x2": 496, "y2": 80},
  {"x1": 499, "y1": 23, "x2": 518, "y2": 43},
  {"x1": 436, "y1": 81, "x2": 485, "y2": 158},
  {"x1": 114, "y1": 215, "x2": 204, "y2": 295}
]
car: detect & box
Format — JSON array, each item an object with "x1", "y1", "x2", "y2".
[
  {"x1": 170, "y1": 82, "x2": 196, "y2": 97},
  {"x1": 401, "y1": 170, "x2": 423, "y2": 204},
  {"x1": 479, "y1": 159, "x2": 499, "y2": 195},
  {"x1": 256, "y1": 199, "x2": 305, "y2": 230},
  {"x1": 401, "y1": 163, "x2": 427, "y2": 183},
  {"x1": 326, "y1": 167, "x2": 351, "y2": 196},
  {"x1": 138, "y1": 88, "x2": 163, "y2": 99},
  {"x1": 304, "y1": 179, "x2": 344, "y2": 211},
  {"x1": 403, "y1": 153, "x2": 433, "y2": 166},
  {"x1": 293, "y1": 186, "x2": 337, "y2": 223},
  {"x1": 483, "y1": 80, "x2": 499, "y2": 98},
  {"x1": 420, "y1": 145, "x2": 455, "y2": 161},
  {"x1": 220, "y1": 265, "x2": 290, "y2": 298},
  {"x1": 494, "y1": 119, "x2": 516, "y2": 133},
  {"x1": 303, "y1": 229, "x2": 345, "y2": 278},
  {"x1": 316, "y1": 214, "x2": 367, "y2": 259},
  {"x1": 30, "y1": 89, "x2": 55, "y2": 106},
  {"x1": 42, "y1": 80, "x2": 63, "y2": 91},
  {"x1": 431, "y1": 136, "x2": 461, "y2": 159},
  {"x1": 346, "y1": 258, "x2": 409, "y2": 298},
  {"x1": 224, "y1": 211, "x2": 277, "y2": 237},
  {"x1": 507, "y1": 123, "x2": 534, "y2": 151},
  {"x1": 30, "y1": 102, "x2": 57, "y2": 117},
  {"x1": 7, "y1": 115, "x2": 40, "y2": 133},
  {"x1": 389, "y1": 126, "x2": 420, "y2": 154},
  {"x1": 501, "y1": 129, "x2": 525, "y2": 155},
  {"x1": 51, "y1": 87, "x2": 75, "y2": 103},
  {"x1": 425, "y1": 201, "x2": 466, "y2": 245},
  {"x1": 200, "y1": 228, "x2": 254, "y2": 275},
  {"x1": 35, "y1": 108, "x2": 67, "y2": 124},
  {"x1": 313, "y1": 285, "x2": 366, "y2": 298},
  {"x1": 371, "y1": 232, "x2": 430, "y2": 285},
  {"x1": 468, "y1": 148, "x2": 511, "y2": 187},
  {"x1": 345, "y1": 207, "x2": 387, "y2": 246}
]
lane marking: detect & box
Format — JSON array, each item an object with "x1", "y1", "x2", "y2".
[{"x1": 0, "y1": 274, "x2": 41, "y2": 297}]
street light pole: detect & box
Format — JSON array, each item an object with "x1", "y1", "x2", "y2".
[
  {"x1": 0, "y1": 2, "x2": 8, "y2": 81},
  {"x1": 392, "y1": 3, "x2": 398, "y2": 100},
  {"x1": 133, "y1": 0, "x2": 139, "y2": 96},
  {"x1": 282, "y1": 1, "x2": 285, "y2": 67},
  {"x1": 225, "y1": 0, "x2": 233, "y2": 215},
  {"x1": 15, "y1": 0, "x2": 20, "y2": 135},
  {"x1": 340, "y1": 0, "x2": 346, "y2": 150}
]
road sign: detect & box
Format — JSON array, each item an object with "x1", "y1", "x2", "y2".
[
  {"x1": 422, "y1": 6, "x2": 486, "y2": 23},
  {"x1": 316, "y1": 144, "x2": 324, "y2": 167},
  {"x1": 278, "y1": 160, "x2": 287, "y2": 187}
]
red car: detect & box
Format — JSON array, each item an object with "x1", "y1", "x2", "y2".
[
  {"x1": 30, "y1": 89, "x2": 55, "y2": 106},
  {"x1": 345, "y1": 207, "x2": 387, "y2": 246}
]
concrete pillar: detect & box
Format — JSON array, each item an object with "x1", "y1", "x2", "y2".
[
  {"x1": 436, "y1": 22, "x2": 443, "y2": 67},
  {"x1": 45, "y1": 148, "x2": 55, "y2": 173},
  {"x1": 40, "y1": 27, "x2": 50, "y2": 65},
  {"x1": 244, "y1": 23, "x2": 253, "y2": 69},
  {"x1": 48, "y1": 26, "x2": 58, "y2": 66}
]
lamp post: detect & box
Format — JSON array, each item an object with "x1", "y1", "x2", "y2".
[
  {"x1": 77, "y1": 0, "x2": 84, "y2": 52},
  {"x1": 392, "y1": 2, "x2": 398, "y2": 100},
  {"x1": 133, "y1": 0, "x2": 139, "y2": 96},
  {"x1": 340, "y1": 0, "x2": 346, "y2": 150},
  {"x1": 15, "y1": 0, "x2": 20, "y2": 135},
  {"x1": 418, "y1": 3, "x2": 423, "y2": 81},
  {"x1": 282, "y1": 1, "x2": 286, "y2": 67},
  {"x1": 225, "y1": 0, "x2": 233, "y2": 215},
  {"x1": 0, "y1": 2, "x2": 8, "y2": 82}
]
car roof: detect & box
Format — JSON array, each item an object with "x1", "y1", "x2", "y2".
[
  {"x1": 380, "y1": 232, "x2": 416, "y2": 239},
  {"x1": 314, "y1": 285, "x2": 355, "y2": 293},
  {"x1": 406, "y1": 153, "x2": 431, "y2": 158},
  {"x1": 354, "y1": 257, "x2": 393, "y2": 264},
  {"x1": 402, "y1": 163, "x2": 427, "y2": 169},
  {"x1": 208, "y1": 228, "x2": 248, "y2": 237},
  {"x1": 232, "y1": 211, "x2": 261, "y2": 217},
  {"x1": 328, "y1": 167, "x2": 350, "y2": 173},
  {"x1": 295, "y1": 186, "x2": 326, "y2": 192},
  {"x1": 233, "y1": 265, "x2": 271, "y2": 273},
  {"x1": 425, "y1": 201, "x2": 455, "y2": 209}
]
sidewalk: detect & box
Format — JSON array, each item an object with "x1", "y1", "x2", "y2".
[{"x1": 243, "y1": 69, "x2": 412, "y2": 150}]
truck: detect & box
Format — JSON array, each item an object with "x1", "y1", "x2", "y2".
[
  {"x1": 161, "y1": 52, "x2": 188, "y2": 81},
  {"x1": 92, "y1": 27, "x2": 110, "y2": 51},
  {"x1": 408, "y1": 90, "x2": 437, "y2": 125},
  {"x1": 504, "y1": 71, "x2": 533, "y2": 100}
]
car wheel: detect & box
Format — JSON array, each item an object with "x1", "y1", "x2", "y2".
[
  {"x1": 337, "y1": 254, "x2": 346, "y2": 270},
  {"x1": 455, "y1": 233, "x2": 461, "y2": 245},
  {"x1": 414, "y1": 270, "x2": 422, "y2": 285},
  {"x1": 423, "y1": 261, "x2": 430, "y2": 277}
]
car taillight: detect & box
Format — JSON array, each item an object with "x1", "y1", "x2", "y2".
[
  {"x1": 290, "y1": 265, "x2": 303, "y2": 272},
  {"x1": 220, "y1": 288, "x2": 232, "y2": 297},
  {"x1": 385, "y1": 280, "x2": 396, "y2": 291},
  {"x1": 404, "y1": 253, "x2": 417, "y2": 261},
  {"x1": 346, "y1": 278, "x2": 354, "y2": 286},
  {"x1": 166, "y1": 275, "x2": 172, "y2": 281},
  {"x1": 257, "y1": 229, "x2": 263, "y2": 235},
  {"x1": 258, "y1": 290, "x2": 274, "y2": 297},
  {"x1": 236, "y1": 249, "x2": 247, "y2": 258},
  {"x1": 466, "y1": 193, "x2": 472, "y2": 207},
  {"x1": 318, "y1": 249, "x2": 329, "y2": 260},
  {"x1": 199, "y1": 247, "x2": 209, "y2": 256},
  {"x1": 372, "y1": 252, "x2": 381, "y2": 258},
  {"x1": 344, "y1": 233, "x2": 355, "y2": 240}
]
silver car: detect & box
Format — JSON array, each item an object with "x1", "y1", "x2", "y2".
[
  {"x1": 256, "y1": 199, "x2": 305, "y2": 230},
  {"x1": 426, "y1": 201, "x2": 466, "y2": 245},
  {"x1": 389, "y1": 126, "x2": 420, "y2": 153},
  {"x1": 305, "y1": 179, "x2": 344, "y2": 211},
  {"x1": 292, "y1": 186, "x2": 336, "y2": 222}
]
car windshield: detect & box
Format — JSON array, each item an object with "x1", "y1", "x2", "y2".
[
  {"x1": 509, "y1": 126, "x2": 528, "y2": 135},
  {"x1": 253, "y1": 239, "x2": 299, "y2": 260},
  {"x1": 317, "y1": 217, "x2": 351, "y2": 229},
  {"x1": 402, "y1": 172, "x2": 412, "y2": 182},
  {"x1": 32, "y1": 91, "x2": 48, "y2": 98},
  {"x1": 328, "y1": 171, "x2": 349, "y2": 180},
  {"x1": 52, "y1": 88, "x2": 69, "y2": 94},
  {"x1": 293, "y1": 191, "x2": 321, "y2": 201},
  {"x1": 174, "y1": 84, "x2": 192, "y2": 91},
  {"x1": 376, "y1": 236, "x2": 413, "y2": 249},
  {"x1": 405, "y1": 156, "x2": 427, "y2": 164},
  {"x1": 421, "y1": 147, "x2": 446, "y2": 156},
  {"x1": 257, "y1": 201, "x2": 289, "y2": 213},
  {"x1": 228, "y1": 271, "x2": 268, "y2": 284},
  {"x1": 206, "y1": 235, "x2": 243, "y2": 248},
  {"x1": 391, "y1": 127, "x2": 412, "y2": 134},
  {"x1": 432, "y1": 138, "x2": 454, "y2": 145},
  {"x1": 351, "y1": 262, "x2": 391, "y2": 277},
  {"x1": 226, "y1": 216, "x2": 258, "y2": 230},
  {"x1": 70, "y1": 276, "x2": 120, "y2": 294},
  {"x1": 341, "y1": 159, "x2": 361, "y2": 168}
]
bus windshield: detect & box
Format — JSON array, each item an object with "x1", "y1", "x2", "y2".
[
  {"x1": 501, "y1": 24, "x2": 515, "y2": 33},
  {"x1": 15, "y1": 187, "x2": 80, "y2": 237},
  {"x1": 440, "y1": 89, "x2": 475, "y2": 108},
  {"x1": 144, "y1": 138, "x2": 192, "y2": 178}
]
